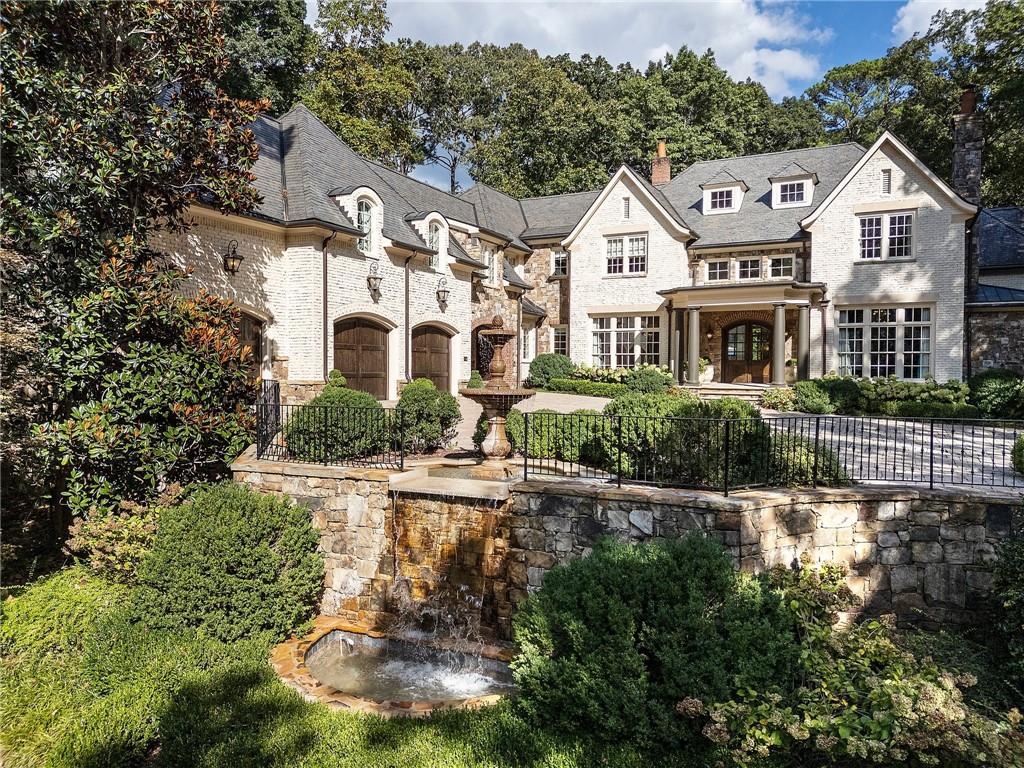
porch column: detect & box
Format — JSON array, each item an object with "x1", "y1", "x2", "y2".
[
  {"x1": 674, "y1": 308, "x2": 686, "y2": 383},
  {"x1": 687, "y1": 306, "x2": 701, "y2": 386},
  {"x1": 771, "y1": 303, "x2": 787, "y2": 386},
  {"x1": 798, "y1": 304, "x2": 811, "y2": 380}
]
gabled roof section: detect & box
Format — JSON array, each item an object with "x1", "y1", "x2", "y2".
[
  {"x1": 521, "y1": 296, "x2": 547, "y2": 317},
  {"x1": 801, "y1": 131, "x2": 978, "y2": 229},
  {"x1": 519, "y1": 189, "x2": 601, "y2": 240},
  {"x1": 700, "y1": 168, "x2": 748, "y2": 191},
  {"x1": 769, "y1": 161, "x2": 818, "y2": 184},
  {"x1": 458, "y1": 184, "x2": 531, "y2": 251},
  {"x1": 562, "y1": 165, "x2": 694, "y2": 248},
  {"x1": 662, "y1": 143, "x2": 866, "y2": 249},
  {"x1": 977, "y1": 207, "x2": 1024, "y2": 270},
  {"x1": 448, "y1": 236, "x2": 486, "y2": 269}
]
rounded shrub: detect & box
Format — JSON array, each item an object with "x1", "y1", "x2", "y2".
[
  {"x1": 768, "y1": 434, "x2": 849, "y2": 486},
  {"x1": 396, "y1": 378, "x2": 461, "y2": 453},
  {"x1": 623, "y1": 365, "x2": 672, "y2": 393},
  {"x1": 813, "y1": 376, "x2": 861, "y2": 413},
  {"x1": 969, "y1": 368, "x2": 1024, "y2": 419},
  {"x1": 793, "y1": 380, "x2": 834, "y2": 414},
  {"x1": 546, "y1": 377, "x2": 628, "y2": 398},
  {"x1": 472, "y1": 407, "x2": 525, "y2": 452},
  {"x1": 512, "y1": 536, "x2": 798, "y2": 752},
  {"x1": 526, "y1": 353, "x2": 574, "y2": 389},
  {"x1": 284, "y1": 384, "x2": 385, "y2": 461},
  {"x1": 760, "y1": 387, "x2": 796, "y2": 411},
  {"x1": 134, "y1": 483, "x2": 323, "y2": 643},
  {"x1": 466, "y1": 369, "x2": 484, "y2": 389},
  {"x1": 326, "y1": 369, "x2": 347, "y2": 388}
]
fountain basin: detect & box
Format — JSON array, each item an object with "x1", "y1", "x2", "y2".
[{"x1": 271, "y1": 617, "x2": 515, "y2": 717}]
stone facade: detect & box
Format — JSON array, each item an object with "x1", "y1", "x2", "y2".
[
  {"x1": 697, "y1": 308, "x2": 799, "y2": 378},
  {"x1": 520, "y1": 243, "x2": 570, "y2": 356},
  {"x1": 968, "y1": 309, "x2": 1024, "y2": 375},
  {"x1": 233, "y1": 451, "x2": 1016, "y2": 641}
]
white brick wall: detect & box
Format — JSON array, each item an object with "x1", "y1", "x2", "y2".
[
  {"x1": 806, "y1": 144, "x2": 967, "y2": 381},
  {"x1": 152, "y1": 206, "x2": 473, "y2": 400},
  {"x1": 567, "y1": 175, "x2": 689, "y2": 365}
]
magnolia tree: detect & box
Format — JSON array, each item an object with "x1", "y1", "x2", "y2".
[{"x1": 1, "y1": 1, "x2": 264, "y2": 530}]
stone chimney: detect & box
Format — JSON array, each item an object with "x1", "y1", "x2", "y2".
[
  {"x1": 952, "y1": 84, "x2": 983, "y2": 205},
  {"x1": 651, "y1": 140, "x2": 671, "y2": 186}
]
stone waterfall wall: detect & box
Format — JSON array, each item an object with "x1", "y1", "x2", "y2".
[{"x1": 233, "y1": 450, "x2": 1016, "y2": 640}]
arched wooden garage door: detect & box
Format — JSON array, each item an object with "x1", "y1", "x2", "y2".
[
  {"x1": 412, "y1": 325, "x2": 452, "y2": 392},
  {"x1": 334, "y1": 318, "x2": 388, "y2": 399}
]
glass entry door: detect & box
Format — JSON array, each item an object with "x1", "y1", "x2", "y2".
[{"x1": 723, "y1": 322, "x2": 771, "y2": 383}]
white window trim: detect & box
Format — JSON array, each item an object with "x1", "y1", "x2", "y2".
[
  {"x1": 772, "y1": 179, "x2": 811, "y2": 209},
  {"x1": 881, "y1": 168, "x2": 892, "y2": 195},
  {"x1": 604, "y1": 234, "x2": 647, "y2": 277},
  {"x1": 737, "y1": 257, "x2": 762, "y2": 281},
  {"x1": 356, "y1": 198, "x2": 375, "y2": 255},
  {"x1": 551, "y1": 250, "x2": 568, "y2": 278},
  {"x1": 521, "y1": 323, "x2": 536, "y2": 362},
  {"x1": 551, "y1": 325, "x2": 568, "y2": 356},
  {"x1": 706, "y1": 258, "x2": 730, "y2": 282},
  {"x1": 483, "y1": 247, "x2": 499, "y2": 286},
  {"x1": 623, "y1": 196, "x2": 630, "y2": 219},
  {"x1": 835, "y1": 305, "x2": 934, "y2": 381},
  {"x1": 702, "y1": 185, "x2": 743, "y2": 215},
  {"x1": 769, "y1": 255, "x2": 795, "y2": 279},
  {"x1": 590, "y1": 315, "x2": 661, "y2": 368},
  {"x1": 856, "y1": 210, "x2": 916, "y2": 262}
]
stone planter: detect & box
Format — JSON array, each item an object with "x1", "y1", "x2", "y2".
[
  {"x1": 700, "y1": 365, "x2": 715, "y2": 384},
  {"x1": 785, "y1": 365, "x2": 797, "y2": 385}
]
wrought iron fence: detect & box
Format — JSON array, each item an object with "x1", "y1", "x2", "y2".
[
  {"x1": 523, "y1": 411, "x2": 1024, "y2": 494},
  {"x1": 255, "y1": 385, "x2": 404, "y2": 469}
]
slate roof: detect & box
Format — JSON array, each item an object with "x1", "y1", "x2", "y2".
[
  {"x1": 518, "y1": 190, "x2": 601, "y2": 240},
  {"x1": 503, "y1": 260, "x2": 531, "y2": 290},
  {"x1": 457, "y1": 185, "x2": 531, "y2": 251},
  {"x1": 769, "y1": 161, "x2": 817, "y2": 182},
  {"x1": 662, "y1": 143, "x2": 867, "y2": 248},
  {"x1": 977, "y1": 207, "x2": 1024, "y2": 270},
  {"x1": 521, "y1": 296, "x2": 547, "y2": 317},
  {"x1": 700, "y1": 168, "x2": 746, "y2": 189},
  {"x1": 968, "y1": 283, "x2": 1024, "y2": 305}
]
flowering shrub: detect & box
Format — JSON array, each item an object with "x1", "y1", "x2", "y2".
[
  {"x1": 571, "y1": 362, "x2": 672, "y2": 385},
  {"x1": 760, "y1": 387, "x2": 796, "y2": 411}
]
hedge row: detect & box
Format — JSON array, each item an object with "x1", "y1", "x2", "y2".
[
  {"x1": 546, "y1": 378, "x2": 629, "y2": 398},
  {"x1": 793, "y1": 376, "x2": 978, "y2": 417}
]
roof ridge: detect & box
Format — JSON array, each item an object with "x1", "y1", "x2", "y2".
[
  {"x1": 520, "y1": 188, "x2": 603, "y2": 202},
  {"x1": 677, "y1": 141, "x2": 865, "y2": 169},
  {"x1": 362, "y1": 156, "x2": 481, "y2": 212}
]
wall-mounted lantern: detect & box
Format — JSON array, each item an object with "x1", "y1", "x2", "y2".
[
  {"x1": 222, "y1": 239, "x2": 244, "y2": 274},
  {"x1": 706, "y1": 330, "x2": 714, "y2": 340},
  {"x1": 366, "y1": 261, "x2": 383, "y2": 296},
  {"x1": 436, "y1": 277, "x2": 450, "y2": 308}
]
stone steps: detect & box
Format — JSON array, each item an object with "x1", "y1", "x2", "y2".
[{"x1": 684, "y1": 384, "x2": 771, "y2": 404}]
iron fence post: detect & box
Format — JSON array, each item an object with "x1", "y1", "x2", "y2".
[
  {"x1": 929, "y1": 418, "x2": 934, "y2": 489},
  {"x1": 524, "y1": 412, "x2": 529, "y2": 482},
  {"x1": 399, "y1": 409, "x2": 405, "y2": 471},
  {"x1": 722, "y1": 420, "x2": 731, "y2": 496},
  {"x1": 616, "y1": 415, "x2": 623, "y2": 488},
  {"x1": 812, "y1": 416, "x2": 821, "y2": 488}
]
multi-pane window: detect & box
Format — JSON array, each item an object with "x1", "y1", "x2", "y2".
[
  {"x1": 592, "y1": 317, "x2": 612, "y2": 367},
  {"x1": 627, "y1": 236, "x2": 647, "y2": 274},
  {"x1": 357, "y1": 200, "x2": 373, "y2": 253},
  {"x1": 623, "y1": 197, "x2": 630, "y2": 219},
  {"x1": 484, "y1": 248, "x2": 497, "y2": 284},
  {"x1": 779, "y1": 182, "x2": 805, "y2": 204},
  {"x1": 707, "y1": 260, "x2": 729, "y2": 281},
  {"x1": 552, "y1": 327, "x2": 568, "y2": 356},
  {"x1": 551, "y1": 250, "x2": 568, "y2": 277},
  {"x1": 859, "y1": 212, "x2": 913, "y2": 260},
  {"x1": 836, "y1": 306, "x2": 932, "y2": 380},
  {"x1": 592, "y1": 316, "x2": 660, "y2": 368},
  {"x1": 770, "y1": 256, "x2": 794, "y2": 278},
  {"x1": 428, "y1": 222, "x2": 442, "y2": 268},
  {"x1": 738, "y1": 258, "x2": 760, "y2": 279},
  {"x1": 710, "y1": 189, "x2": 733, "y2": 210},
  {"x1": 606, "y1": 238, "x2": 624, "y2": 274},
  {"x1": 902, "y1": 307, "x2": 931, "y2": 379},
  {"x1": 521, "y1": 325, "x2": 536, "y2": 362},
  {"x1": 888, "y1": 213, "x2": 913, "y2": 258},
  {"x1": 859, "y1": 215, "x2": 883, "y2": 259},
  {"x1": 639, "y1": 316, "x2": 660, "y2": 364}
]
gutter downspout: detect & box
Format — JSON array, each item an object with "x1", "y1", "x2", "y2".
[
  {"x1": 516, "y1": 294, "x2": 523, "y2": 388},
  {"x1": 404, "y1": 255, "x2": 414, "y2": 384},
  {"x1": 322, "y1": 231, "x2": 338, "y2": 381}
]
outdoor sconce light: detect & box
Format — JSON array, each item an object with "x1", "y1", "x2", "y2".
[
  {"x1": 222, "y1": 239, "x2": 244, "y2": 274},
  {"x1": 706, "y1": 330, "x2": 714, "y2": 340},
  {"x1": 366, "y1": 261, "x2": 383, "y2": 295},
  {"x1": 436, "y1": 277, "x2": 450, "y2": 307}
]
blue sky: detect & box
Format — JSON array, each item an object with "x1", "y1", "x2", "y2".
[{"x1": 303, "y1": 0, "x2": 984, "y2": 188}]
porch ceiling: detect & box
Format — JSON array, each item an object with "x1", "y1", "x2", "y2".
[{"x1": 657, "y1": 280, "x2": 825, "y2": 308}]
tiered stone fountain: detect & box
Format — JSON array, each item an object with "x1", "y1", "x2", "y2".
[{"x1": 459, "y1": 316, "x2": 534, "y2": 479}]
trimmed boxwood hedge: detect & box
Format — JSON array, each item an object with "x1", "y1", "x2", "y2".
[{"x1": 547, "y1": 377, "x2": 628, "y2": 398}]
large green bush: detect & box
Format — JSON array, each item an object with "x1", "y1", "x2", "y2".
[
  {"x1": 526, "y1": 353, "x2": 574, "y2": 388},
  {"x1": 397, "y1": 378, "x2": 461, "y2": 453},
  {"x1": 1014, "y1": 434, "x2": 1024, "y2": 476},
  {"x1": 622, "y1": 366, "x2": 672, "y2": 393},
  {"x1": 992, "y1": 514, "x2": 1024, "y2": 686},
  {"x1": 512, "y1": 536, "x2": 799, "y2": 752},
  {"x1": 284, "y1": 381, "x2": 387, "y2": 461},
  {"x1": 794, "y1": 376, "x2": 973, "y2": 416},
  {"x1": 793, "y1": 380, "x2": 834, "y2": 414},
  {"x1": 760, "y1": 386, "x2": 796, "y2": 411},
  {"x1": 878, "y1": 401, "x2": 981, "y2": 418},
  {"x1": 546, "y1": 377, "x2": 628, "y2": 397},
  {"x1": 969, "y1": 368, "x2": 1024, "y2": 419},
  {"x1": 134, "y1": 483, "x2": 323, "y2": 643}
]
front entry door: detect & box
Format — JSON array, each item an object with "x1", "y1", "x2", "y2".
[{"x1": 723, "y1": 323, "x2": 771, "y2": 383}]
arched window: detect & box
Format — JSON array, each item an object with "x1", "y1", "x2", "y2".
[
  {"x1": 428, "y1": 221, "x2": 442, "y2": 268},
  {"x1": 357, "y1": 199, "x2": 373, "y2": 253}
]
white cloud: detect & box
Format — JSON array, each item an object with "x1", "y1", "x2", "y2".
[
  {"x1": 354, "y1": 0, "x2": 835, "y2": 99},
  {"x1": 892, "y1": 0, "x2": 986, "y2": 41}
]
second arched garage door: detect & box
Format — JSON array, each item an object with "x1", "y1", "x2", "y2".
[
  {"x1": 334, "y1": 318, "x2": 388, "y2": 399},
  {"x1": 412, "y1": 325, "x2": 452, "y2": 392}
]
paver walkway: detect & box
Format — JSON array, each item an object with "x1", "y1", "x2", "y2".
[{"x1": 452, "y1": 391, "x2": 610, "y2": 451}]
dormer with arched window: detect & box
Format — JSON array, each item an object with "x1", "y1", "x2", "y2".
[
  {"x1": 424, "y1": 216, "x2": 446, "y2": 270},
  {"x1": 356, "y1": 198, "x2": 374, "y2": 253}
]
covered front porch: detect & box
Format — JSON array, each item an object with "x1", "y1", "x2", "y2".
[{"x1": 659, "y1": 281, "x2": 826, "y2": 386}]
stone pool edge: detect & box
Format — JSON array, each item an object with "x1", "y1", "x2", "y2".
[{"x1": 270, "y1": 615, "x2": 515, "y2": 718}]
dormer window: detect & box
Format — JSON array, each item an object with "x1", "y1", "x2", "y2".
[
  {"x1": 779, "y1": 182, "x2": 805, "y2": 205},
  {"x1": 428, "y1": 221, "x2": 443, "y2": 268},
  {"x1": 769, "y1": 163, "x2": 817, "y2": 209},
  {"x1": 710, "y1": 189, "x2": 733, "y2": 210},
  {"x1": 356, "y1": 199, "x2": 373, "y2": 253}
]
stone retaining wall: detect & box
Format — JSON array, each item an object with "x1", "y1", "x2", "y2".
[{"x1": 233, "y1": 449, "x2": 1018, "y2": 640}]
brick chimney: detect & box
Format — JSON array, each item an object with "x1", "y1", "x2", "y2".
[
  {"x1": 952, "y1": 84, "x2": 983, "y2": 205},
  {"x1": 651, "y1": 140, "x2": 671, "y2": 186}
]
